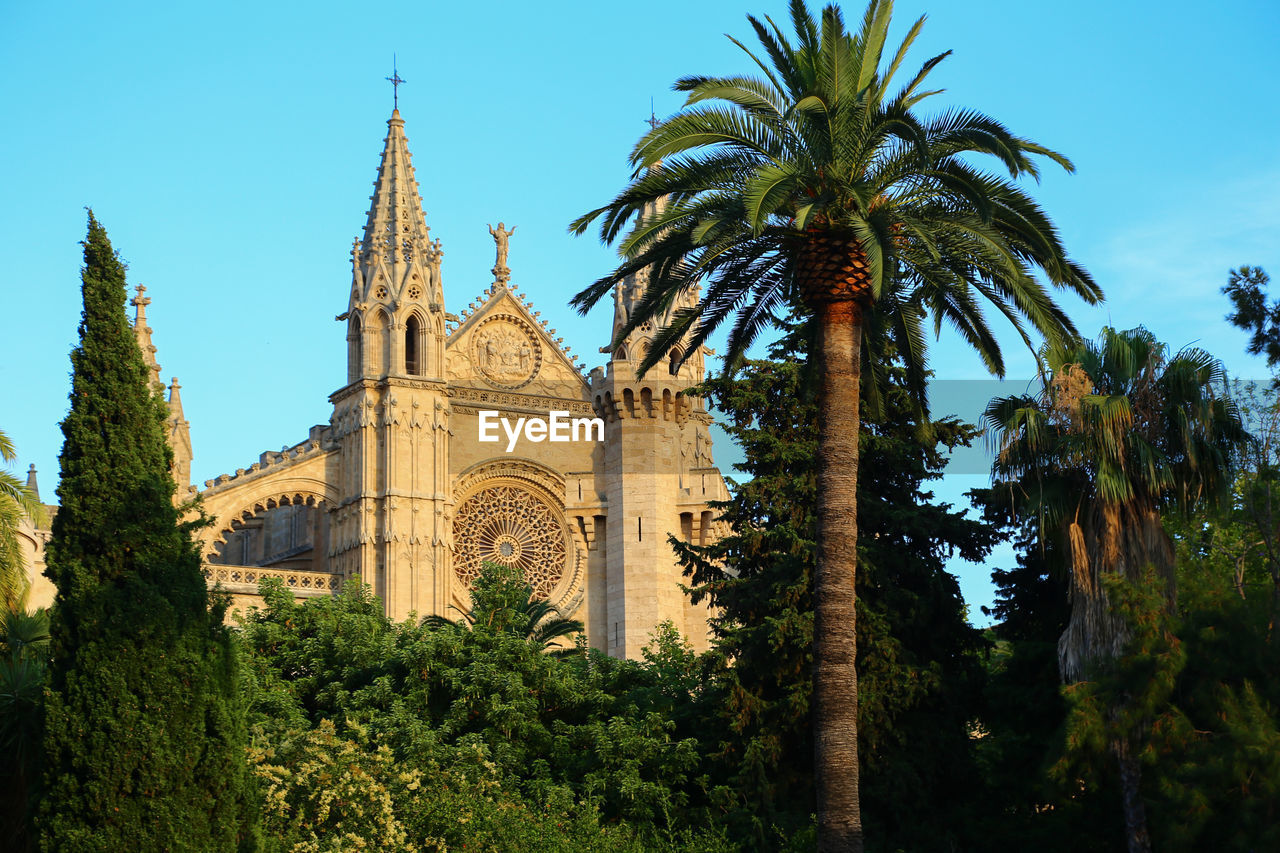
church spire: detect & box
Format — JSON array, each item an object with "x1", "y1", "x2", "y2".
[
  {"x1": 344, "y1": 107, "x2": 446, "y2": 384},
  {"x1": 131, "y1": 284, "x2": 164, "y2": 392},
  {"x1": 353, "y1": 109, "x2": 442, "y2": 310},
  {"x1": 607, "y1": 114, "x2": 703, "y2": 378},
  {"x1": 610, "y1": 163, "x2": 699, "y2": 367},
  {"x1": 126, "y1": 284, "x2": 194, "y2": 496},
  {"x1": 167, "y1": 378, "x2": 193, "y2": 496}
]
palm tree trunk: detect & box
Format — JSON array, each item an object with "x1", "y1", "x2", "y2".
[{"x1": 813, "y1": 297, "x2": 863, "y2": 853}]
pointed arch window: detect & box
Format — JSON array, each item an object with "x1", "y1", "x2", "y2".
[
  {"x1": 405, "y1": 314, "x2": 423, "y2": 376},
  {"x1": 348, "y1": 314, "x2": 363, "y2": 382},
  {"x1": 366, "y1": 310, "x2": 390, "y2": 377}
]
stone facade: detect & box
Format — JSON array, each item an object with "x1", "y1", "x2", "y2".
[{"x1": 20, "y1": 108, "x2": 728, "y2": 658}]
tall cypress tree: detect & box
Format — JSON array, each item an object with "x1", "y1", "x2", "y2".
[{"x1": 38, "y1": 213, "x2": 256, "y2": 851}]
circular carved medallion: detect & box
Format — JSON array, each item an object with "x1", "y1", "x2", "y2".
[
  {"x1": 470, "y1": 315, "x2": 541, "y2": 389},
  {"x1": 452, "y1": 483, "x2": 568, "y2": 599}
]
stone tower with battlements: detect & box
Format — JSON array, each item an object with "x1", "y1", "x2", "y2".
[{"x1": 590, "y1": 183, "x2": 719, "y2": 657}]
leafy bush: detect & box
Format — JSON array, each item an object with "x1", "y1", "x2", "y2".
[{"x1": 239, "y1": 566, "x2": 732, "y2": 851}]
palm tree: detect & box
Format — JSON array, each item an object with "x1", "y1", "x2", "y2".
[
  {"x1": 425, "y1": 561, "x2": 584, "y2": 653},
  {"x1": 569, "y1": 1, "x2": 1099, "y2": 848},
  {"x1": 986, "y1": 326, "x2": 1247, "y2": 852},
  {"x1": 0, "y1": 429, "x2": 43, "y2": 611},
  {"x1": 1, "y1": 595, "x2": 50, "y2": 852}
]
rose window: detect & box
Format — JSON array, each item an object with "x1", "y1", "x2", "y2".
[
  {"x1": 374, "y1": 284, "x2": 389, "y2": 300},
  {"x1": 452, "y1": 484, "x2": 569, "y2": 599},
  {"x1": 407, "y1": 284, "x2": 422, "y2": 300}
]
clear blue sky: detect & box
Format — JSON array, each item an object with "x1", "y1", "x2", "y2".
[{"x1": 3, "y1": 0, "x2": 1278, "y2": 621}]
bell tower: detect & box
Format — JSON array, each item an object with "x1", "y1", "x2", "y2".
[
  {"x1": 592, "y1": 175, "x2": 714, "y2": 657},
  {"x1": 330, "y1": 107, "x2": 452, "y2": 620}
]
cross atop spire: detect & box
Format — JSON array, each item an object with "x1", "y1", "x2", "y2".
[
  {"x1": 645, "y1": 105, "x2": 663, "y2": 174},
  {"x1": 386, "y1": 56, "x2": 405, "y2": 110},
  {"x1": 131, "y1": 283, "x2": 151, "y2": 313}
]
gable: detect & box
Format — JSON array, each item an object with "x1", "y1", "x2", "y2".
[{"x1": 445, "y1": 285, "x2": 590, "y2": 393}]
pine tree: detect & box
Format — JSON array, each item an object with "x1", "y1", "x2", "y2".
[{"x1": 38, "y1": 212, "x2": 257, "y2": 851}]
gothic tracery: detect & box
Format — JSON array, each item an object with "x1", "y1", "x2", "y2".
[{"x1": 451, "y1": 483, "x2": 569, "y2": 599}]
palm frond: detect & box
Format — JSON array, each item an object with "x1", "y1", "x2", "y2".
[
  {"x1": 569, "y1": 0, "x2": 1096, "y2": 406},
  {"x1": 851, "y1": 0, "x2": 893, "y2": 94},
  {"x1": 879, "y1": 13, "x2": 928, "y2": 99},
  {"x1": 892, "y1": 50, "x2": 952, "y2": 109}
]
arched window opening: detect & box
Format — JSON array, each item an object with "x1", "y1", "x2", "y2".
[
  {"x1": 405, "y1": 314, "x2": 422, "y2": 376},
  {"x1": 210, "y1": 498, "x2": 330, "y2": 573},
  {"x1": 348, "y1": 315, "x2": 363, "y2": 382},
  {"x1": 368, "y1": 310, "x2": 390, "y2": 376},
  {"x1": 669, "y1": 348, "x2": 682, "y2": 375},
  {"x1": 381, "y1": 313, "x2": 393, "y2": 377}
]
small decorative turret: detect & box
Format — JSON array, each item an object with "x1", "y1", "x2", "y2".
[
  {"x1": 25, "y1": 464, "x2": 39, "y2": 502},
  {"x1": 168, "y1": 378, "x2": 193, "y2": 496},
  {"x1": 126, "y1": 285, "x2": 195, "y2": 497},
  {"x1": 131, "y1": 284, "x2": 165, "y2": 392}
]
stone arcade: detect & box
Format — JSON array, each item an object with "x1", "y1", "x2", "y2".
[{"x1": 18, "y1": 108, "x2": 729, "y2": 657}]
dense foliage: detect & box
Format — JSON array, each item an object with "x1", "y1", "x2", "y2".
[
  {"x1": 237, "y1": 566, "x2": 732, "y2": 852},
  {"x1": 37, "y1": 213, "x2": 257, "y2": 851},
  {"x1": 970, "y1": 306, "x2": 1279, "y2": 852},
  {"x1": 973, "y1": 492, "x2": 1280, "y2": 853},
  {"x1": 0, "y1": 603, "x2": 49, "y2": 852},
  {"x1": 966, "y1": 499, "x2": 1125, "y2": 850}
]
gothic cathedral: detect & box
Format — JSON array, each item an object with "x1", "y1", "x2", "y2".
[{"x1": 20, "y1": 108, "x2": 728, "y2": 658}]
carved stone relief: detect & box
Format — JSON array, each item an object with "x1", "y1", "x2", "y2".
[{"x1": 470, "y1": 315, "x2": 542, "y2": 390}]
